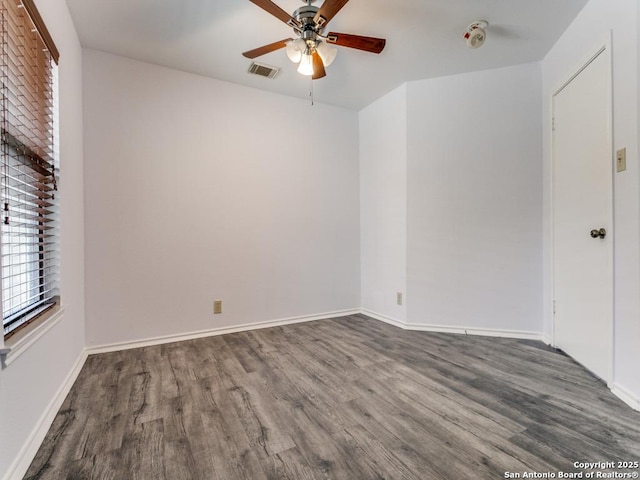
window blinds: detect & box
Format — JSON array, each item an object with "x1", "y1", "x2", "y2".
[{"x1": 1, "y1": 0, "x2": 59, "y2": 336}]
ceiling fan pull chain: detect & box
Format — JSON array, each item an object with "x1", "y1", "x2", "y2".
[{"x1": 309, "y1": 76, "x2": 314, "y2": 106}]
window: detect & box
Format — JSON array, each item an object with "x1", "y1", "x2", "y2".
[{"x1": 1, "y1": 0, "x2": 59, "y2": 338}]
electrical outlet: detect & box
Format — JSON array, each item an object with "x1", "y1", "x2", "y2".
[
  {"x1": 616, "y1": 148, "x2": 626, "y2": 172},
  {"x1": 396, "y1": 292, "x2": 403, "y2": 306},
  {"x1": 213, "y1": 300, "x2": 222, "y2": 314}
]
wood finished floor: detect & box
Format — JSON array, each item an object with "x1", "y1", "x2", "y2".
[{"x1": 26, "y1": 315, "x2": 640, "y2": 480}]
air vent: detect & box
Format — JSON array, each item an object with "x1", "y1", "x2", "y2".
[{"x1": 248, "y1": 62, "x2": 280, "y2": 79}]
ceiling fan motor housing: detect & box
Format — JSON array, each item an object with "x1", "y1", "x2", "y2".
[{"x1": 293, "y1": 4, "x2": 324, "y2": 47}]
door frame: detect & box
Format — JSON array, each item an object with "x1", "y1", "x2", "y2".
[{"x1": 550, "y1": 35, "x2": 614, "y2": 385}]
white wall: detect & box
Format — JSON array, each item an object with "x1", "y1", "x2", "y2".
[
  {"x1": 359, "y1": 85, "x2": 408, "y2": 323},
  {"x1": 83, "y1": 50, "x2": 360, "y2": 347},
  {"x1": 0, "y1": 0, "x2": 85, "y2": 478},
  {"x1": 542, "y1": 0, "x2": 640, "y2": 402},
  {"x1": 406, "y1": 63, "x2": 543, "y2": 334}
]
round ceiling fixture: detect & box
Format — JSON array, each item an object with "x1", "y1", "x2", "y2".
[{"x1": 463, "y1": 21, "x2": 488, "y2": 49}]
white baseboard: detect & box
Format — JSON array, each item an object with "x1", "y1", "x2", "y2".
[
  {"x1": 405, "y1": 322, "x2": 544, "y2": 341},
  {"x1": 3, "y1": 348, "x2": 88, "y2": 480},
  {"x1": 89, "y1": 308, "x2": 545, "y2": 356},
  {"x1": 86, "y1": 309, "x2": 361, "y2": 355},
  {"x1": 359, "y1": 309, "x2": 407, "y2": 329},
  {"x1": 611, "y1": 383, "x2": 640, "y2": 411},
  {"x1": 360, "y1": 309, "x2": 544, "y2": 342}
]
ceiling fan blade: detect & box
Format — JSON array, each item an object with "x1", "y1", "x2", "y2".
[
  {"x1": 312, "y1": 51, "x2": 326, "y2": 80},
  {"x1": 314, "y1": 0, "x2": 350, "y2": 27},
  {"x1": 242, "y1": 38, "x2": 292, "y2": 59},
  {"x1": 248, "y1": 0, "x2": 300, "y2": 28},
  {"x1": 326, "y1": 32, "x2": 386, "y2": 54}
]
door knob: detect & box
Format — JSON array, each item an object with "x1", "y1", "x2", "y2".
[{"x1": 590, "y1": 228, "x2": 606, "y2": 239}]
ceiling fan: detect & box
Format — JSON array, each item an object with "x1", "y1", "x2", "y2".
[{"x1": 243, "y1": 0, "x2": 386, "y2": 80}]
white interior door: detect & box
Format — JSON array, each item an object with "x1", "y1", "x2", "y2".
[{"x1": 552, "y1": 46, "x2": 613, "y2": 382}]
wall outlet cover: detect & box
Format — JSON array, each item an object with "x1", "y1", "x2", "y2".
[
  {"x1": 213, "y1": 300, "x2": 222, "y2": 314},
  {"x1": 616, "y1": 148, "x2": 626, "y2": 172}
]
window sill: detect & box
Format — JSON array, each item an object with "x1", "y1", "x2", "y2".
[{"x1": 2, "y1": 304, "x2": 66, "y2": 369}]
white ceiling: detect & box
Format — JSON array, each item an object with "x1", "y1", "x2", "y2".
[{"x1": 65, "y1": 0, "x2": 589, "y2": 110}]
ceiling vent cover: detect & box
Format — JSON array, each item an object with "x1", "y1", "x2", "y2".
[{"x1": 248, "y1": 62, "x2": 280, "y2": 79}]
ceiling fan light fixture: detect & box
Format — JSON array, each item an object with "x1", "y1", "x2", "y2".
[
  {"x1": 285, "y1": 41, "x2": 301, "y2": 63},
  {"x1": 297, "y1": 48, "x2": 314, "y2": 76},
  {"x1": 286, "y1": 38, "x2": 306, "y2": 63},
  {"x1": 316, "y1": 41, "x2": 337, "y2": 67}
]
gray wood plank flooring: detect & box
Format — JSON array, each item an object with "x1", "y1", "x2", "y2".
[{"x1": 25, "y1": 315, "x2": 640, "y2": 479}]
